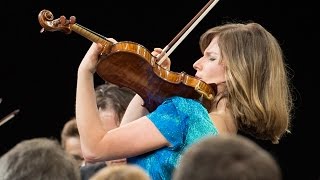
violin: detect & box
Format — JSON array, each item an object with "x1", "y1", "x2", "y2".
[{"x1": 38, "y1": 9, "x2": 217, "y2": 112}]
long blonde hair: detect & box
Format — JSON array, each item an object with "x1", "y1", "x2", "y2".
[{"x1": 200, "y1": 22, "x2": 293, "y2": 143}]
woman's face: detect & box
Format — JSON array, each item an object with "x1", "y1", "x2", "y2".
[
  {"x1": 99, "y1": 108, "x2": 120, "y2": 131},
  {"x1": 193, "y1": 36, "x2": 226, "y2": 85},
  {"x1": 65, "y1": 137, "x2": 84, "y2": 167}
]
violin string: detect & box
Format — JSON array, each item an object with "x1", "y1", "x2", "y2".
[{"x1": 76, "y1": 23, "x2": 108, "y2": 39}]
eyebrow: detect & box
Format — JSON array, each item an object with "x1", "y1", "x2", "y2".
[{"x1": 204, "y1": 51, "x2": 219, "y2": 56}]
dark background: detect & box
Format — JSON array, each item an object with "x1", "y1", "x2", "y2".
[{"x1": 1, "y1": 0, "x2": 318, "y2": 179}]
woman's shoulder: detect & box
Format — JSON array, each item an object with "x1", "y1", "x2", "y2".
[
  {"x1": 172, "y1": 96, "x2": 207, "y2": 112},
  {"x1": 168, "y1": 96, "x2": 204, "y2": 107}
]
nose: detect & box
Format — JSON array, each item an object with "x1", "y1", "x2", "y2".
[{"x1": 193, "y1": 58, "x2": 202, "y2": 71}]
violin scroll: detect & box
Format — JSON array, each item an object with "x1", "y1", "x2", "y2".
[{"x1": 38, "y1": 9, "x2": 76, "y2": 34}]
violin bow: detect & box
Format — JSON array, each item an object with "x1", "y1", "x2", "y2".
[{"x1": 157, "y1": 0, "x2": 220, "y2": 65}]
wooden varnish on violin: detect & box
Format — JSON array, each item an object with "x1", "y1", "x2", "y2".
[
  {"x1": 97, "y1": 48, "x2": 217, "y2": 112},
  {"x1": 38, "y1": 9, "x2": 217, "y2": 112}
]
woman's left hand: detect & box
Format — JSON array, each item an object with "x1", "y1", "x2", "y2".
[{"x1": 78, "y1": 42, "x2": 103, "y2": 74}]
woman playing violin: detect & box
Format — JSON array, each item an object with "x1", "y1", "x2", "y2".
[{"x1": 75, "y1": 22, "x2": 293, "y2": 180}]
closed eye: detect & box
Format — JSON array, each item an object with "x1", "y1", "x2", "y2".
[{"x1": 209, "y1": 57, "x2": 216, "y2": 61}]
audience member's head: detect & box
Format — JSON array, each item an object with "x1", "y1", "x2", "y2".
[
  {"x1": 80, "y1": 83, "x2": 136, "y2": 180},
  {"x1": 0, "y1": 137, "x2": 80, "y2": 180},
  {"x1": 89, "y1": 164, "x2": 150, "y2": 180},
  {"x1": 94, "y1": 82, "x2": 135, "y2": 166},
  {"x1": 95, "y1": 82, "x2": 135, "y2": 131},
  {"x1": 61, "y1": 116, "x2": 84, "y2": 166},
  {"x1": 172, "y1": 135, "x2": 282, "y2": 180}
]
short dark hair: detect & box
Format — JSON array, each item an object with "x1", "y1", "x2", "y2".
[
  {"x1": 173, "y1": 135, "x2": 282, "y2": 180},
  {"x1": 0, "y1": 137, "x2": 80, "y2": 180},
  {"x1": 60, "y1": 117, "x2": 79, "y2": 149},
  {"x1": 95, "y1": 82, "x2": 135, "y2": 122}
]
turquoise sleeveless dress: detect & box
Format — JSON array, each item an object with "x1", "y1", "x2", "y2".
[{"x1": 127, "y1": 96, "x2": 219, "y2": 180}]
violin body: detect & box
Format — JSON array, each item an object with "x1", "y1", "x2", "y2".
[
  {"x1": 38, "y1": 9, "x2": 217, "y2": 112},
  {"x1": 97, "y1": 41, "x2": 216, "y2": 112}
]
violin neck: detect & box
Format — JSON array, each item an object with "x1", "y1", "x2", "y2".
[{"x1": 70, "y1": 23, "x2": 109, "y2": 45}]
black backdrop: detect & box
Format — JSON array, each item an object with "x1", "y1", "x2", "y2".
[{"x1": 1, "y1": 0, "x2": 318, "y2": 179}]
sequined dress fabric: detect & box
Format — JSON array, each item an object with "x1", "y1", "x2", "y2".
[{"x1": 127, "y1": 96, "x2": 219, "y2": 180}]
